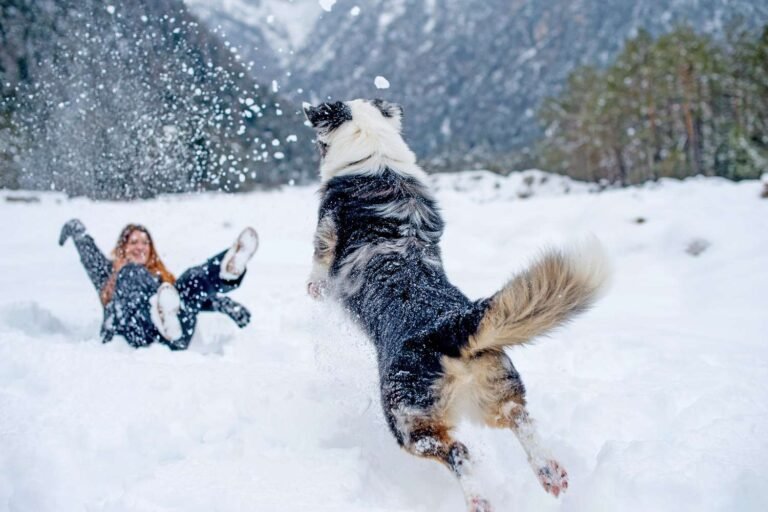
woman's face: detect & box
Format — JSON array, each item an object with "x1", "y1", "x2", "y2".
[{"x1": 125, "y1": 230, "x2": 150, "y2": 265}]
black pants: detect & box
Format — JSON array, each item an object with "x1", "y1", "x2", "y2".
[{"x1": 74, "y1": 235, "x2": 245, "y2": 350}]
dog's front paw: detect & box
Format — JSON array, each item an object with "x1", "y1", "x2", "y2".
[
  {"x1": 536, "y1": 459, "x2": 568, "y2": 497},
  {"x1": 467, "y1": 496, "x2": 493, "y2": 512},
  {"x1": 307, "y1": 280, "x2": 327, "y2": 300}
]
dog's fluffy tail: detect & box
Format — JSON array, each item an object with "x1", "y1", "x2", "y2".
[{"x1": 466, "y1": 236, "x2": 611, "y2": 356}]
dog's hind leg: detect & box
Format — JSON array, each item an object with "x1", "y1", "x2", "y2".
[
  {"x1": 468, "y1": 351, "x2": 569, "y2": 497},
  {"x1": 383, "y1": 358, "x2": 493, "y2": 510},
  {"x1": 497, "y1": 402, "x2": 568, "y2": 497},
  {"x1": 397, "y1": 418, "x2": 493, "y2": 512}
]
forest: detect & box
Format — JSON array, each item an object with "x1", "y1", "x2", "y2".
[{"x1": 538, "y1": 24, "x2": 768, "y2": 184}]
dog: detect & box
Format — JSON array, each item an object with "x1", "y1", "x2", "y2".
[{"x1": 303, "y1": 99, "x2": 610, "y2": 511}]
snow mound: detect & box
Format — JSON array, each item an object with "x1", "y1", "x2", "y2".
[
  {"x1": 0, "y1": 175, "x2": 767, "y2": 511},
  {"x1": 0, "y1": 302, "x2": 71, "y2": 337},
  {"x1": 429, "y1": 169, "x2": 600, "y2": 202}
]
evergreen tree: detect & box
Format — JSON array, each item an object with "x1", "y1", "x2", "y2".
[{"x1": 538, "y1": 24, "x2": 766, "y2": 184}]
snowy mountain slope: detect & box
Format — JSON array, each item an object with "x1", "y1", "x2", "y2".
[
  {"x1": 184, "y1": 0, "x2": 323, "y2": 78},
  {"x1": 0, "y1": 0, "x2": 317, "y2": 195},
  {"x1": 184, "y1": 0, "x2": 768, "y2": 169},
  {"x1": 0, "y1": 174, "x2": 767, "y2": 511},
  {"x1": 290, "y1": 0, "x2": 768, "y2": 163}
]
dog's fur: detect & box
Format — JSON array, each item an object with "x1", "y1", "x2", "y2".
[{"x1": 304, "y1": 99, "x2": 610, "y2": 511}]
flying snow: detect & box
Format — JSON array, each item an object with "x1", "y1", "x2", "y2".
[
  {"x1": 318, "y1": 0, "x2": 337, "y2": 13},
  {"x1": 374, "y1": 76, "x2": 390, "y2": 89}
]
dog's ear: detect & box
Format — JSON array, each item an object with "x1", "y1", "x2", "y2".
[
  {"x1": 371, "y1": 99, "x2": 404, "y2": 121},
  {"x1": 303, "y1": 101, "x2": 352, "y2": 132}
]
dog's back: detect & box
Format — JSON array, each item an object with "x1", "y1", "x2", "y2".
[{"x1": 320, "y1": 168, "x2": 487, "y2": 366}]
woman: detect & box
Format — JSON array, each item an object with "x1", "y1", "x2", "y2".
[{"x1": 59, "y1": 219, "x2": 258, "y2": 350}]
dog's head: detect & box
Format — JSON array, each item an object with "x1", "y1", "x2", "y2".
[{"x1": 303, "y1": 99, "x2": 418, "y2": 182}]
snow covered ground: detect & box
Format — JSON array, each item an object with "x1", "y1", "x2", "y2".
[{"x1": 0, "y1": 172, "x2": 767, "y2": 512}]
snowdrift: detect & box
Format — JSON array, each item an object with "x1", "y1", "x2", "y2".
[{"x1": 1, "y1": 173, "x2": 766, "y2": 511}]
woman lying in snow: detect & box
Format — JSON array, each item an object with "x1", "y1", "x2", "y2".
[{"x1": 59, "y1": 219, "x2": 258, "y2": 350}]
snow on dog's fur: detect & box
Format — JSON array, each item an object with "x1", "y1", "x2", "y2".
[{"x1": 304, "y1": 98, "x2": 610, "y2": 512}]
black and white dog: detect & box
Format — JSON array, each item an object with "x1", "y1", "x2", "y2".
[{"x1": 304, "y1": 99, "x2": 609, "y2": 511}]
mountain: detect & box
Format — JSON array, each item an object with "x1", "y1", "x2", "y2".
[
  {"x1": 186, "y1": 0, "x2": 768, "y2": 171},
  {"x1": 183, "y1": 0, "x2": 323, "y2": 83},
  {"x1": 0, "y1": 0, "x2": 315, "y2": 198}
]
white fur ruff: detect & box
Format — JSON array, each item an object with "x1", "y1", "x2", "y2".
[{"x1": 318, "y1": 100, "x2": 428, "y2": 183}]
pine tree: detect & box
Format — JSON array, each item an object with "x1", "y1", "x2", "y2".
[{"x1": 538, "y1": 24, "x2": 766, "y2": 184}]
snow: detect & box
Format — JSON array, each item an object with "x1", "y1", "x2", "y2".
[
  {"x1": 374, "y1": 75, "x2": 390, "y2": 89},
  {"x1": 377, "y1": 0, "x2": 407, "y2": 31},
  {"x1": 185, "y1": 0, "x2": 323, "y2": 53},
  {"x1": 429, "y1": 169, "x2": 599, "y2": 202},
  {"x1": 318, "y1": 0, "x2": 336, "y2": 13},
  {"x1": 1, "y1": 173, "x2": 767, "y2": 511}
]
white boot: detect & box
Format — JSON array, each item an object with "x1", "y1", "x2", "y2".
[
  {"x1": 220, "y1": 227, "x2": 259, "y2": 280},
  {"x1": 150, "y1": 283, "x2": 183, "y2": 341}
]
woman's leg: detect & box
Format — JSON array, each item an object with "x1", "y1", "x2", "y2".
[
  {"x1": 175, "y1": 228, "x2": 258, "y2": 326},
  {"x1": 176, "y1": 249, "x2": 246, "y2": 304},
  {"x1": 219, "y1": 227, "x2": 259, "y2": 281},
  {"x1": 154, "y1": 284, "x2": 193, "y2": 351},
  {"x1": 174, "y1": 249, "x2": 246, "y2": 322},
  {"x1": 205, "y1": 296, "x2": 251, "y2": 327},
  {"x1": 119, "y1": 247, "x2": 249, "y2": 351}
]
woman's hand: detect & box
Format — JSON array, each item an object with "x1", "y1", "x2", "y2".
[{"x1": 59, "y1": 219, "x2": 86, "y2": 246}]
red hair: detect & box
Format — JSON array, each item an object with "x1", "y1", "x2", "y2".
[{"x1": 100, "y1": 224, "x2": 176, "y2": 305}]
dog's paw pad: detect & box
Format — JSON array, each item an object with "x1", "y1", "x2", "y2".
[
  {"x1": 537, "y1": 460, "x2": 568, "y2": 497},
  {"x1": 468, "y1": 496, "x2": 493, "y2": 512}
]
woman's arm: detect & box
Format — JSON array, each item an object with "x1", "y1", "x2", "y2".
[{"x1": 60, "y1": 219, "x2": 113, "y2": 292}]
